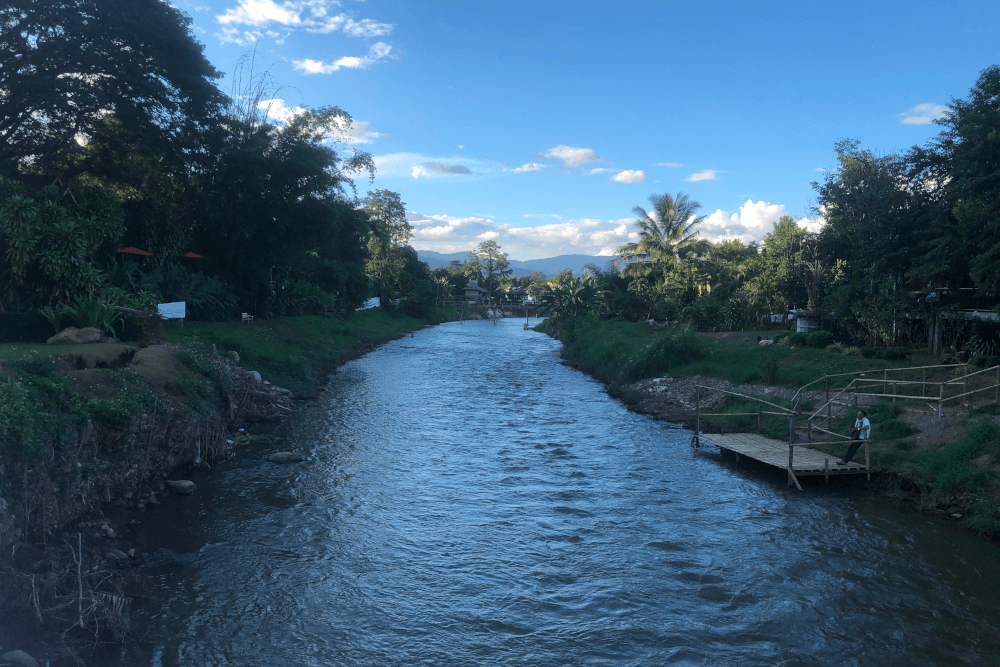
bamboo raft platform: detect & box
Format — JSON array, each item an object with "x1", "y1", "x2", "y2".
[{"x1": 697, "y1": 432, "x2": 870, "y2": 490}]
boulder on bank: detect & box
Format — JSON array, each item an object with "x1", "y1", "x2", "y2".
[
  {"x1": 267, "y1": 452, "x2": 305, "y2": 464},
  {"x1": 68, "y1": 344, "x2": 138, "y2": 370},
  {"x1": 165, "y1": 480, "x2": 197, "y2": 495},
  {"x1": 47, "y1": 326, "x2": 101, "y2": 345}
]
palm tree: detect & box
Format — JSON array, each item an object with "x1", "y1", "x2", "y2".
[{"x1": 615, "y1": 192, "x2": 711, "y2": 281}]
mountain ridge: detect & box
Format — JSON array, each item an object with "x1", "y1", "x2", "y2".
[{"x1": 417, "y1": 250, "x2": 615, "y2": 278}]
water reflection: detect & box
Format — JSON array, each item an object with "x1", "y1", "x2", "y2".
[{"x1": 109, "y1": 319, "x2": 1000, "y2": 666}]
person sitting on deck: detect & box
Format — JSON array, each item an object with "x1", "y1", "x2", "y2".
[{"x1": 837, "y1": 411, "x2": 871, "y2": 465}]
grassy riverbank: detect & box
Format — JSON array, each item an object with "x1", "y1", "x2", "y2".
[
  {"x1": 539, "y1": 316, "x2": 1000, "y2": 538},
  {"x1": 163, "y1": 306, "x2": 463, "y2": 397}
]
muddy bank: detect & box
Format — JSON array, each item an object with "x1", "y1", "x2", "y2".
[{"x1": 0, "y1": 343, "x2": 294, "y2": 663}]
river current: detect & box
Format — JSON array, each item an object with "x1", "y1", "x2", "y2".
[{"x1": 108, "y1": 319, "x2": 1000, "y2": 666}]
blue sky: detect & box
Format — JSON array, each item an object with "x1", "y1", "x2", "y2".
[{"x1": 174, "y1": 0, "x2": 999, "y2": 259}]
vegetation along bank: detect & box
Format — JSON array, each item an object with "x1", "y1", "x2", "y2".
[
  {"x1": 539, "y1": 315, "x2": 1000, "y2": 540},
  {"x1": 0, "y1": 305, "x2": 463, "y2": 662}
]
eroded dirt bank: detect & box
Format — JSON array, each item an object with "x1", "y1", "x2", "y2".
[{"x1": 0, "y1": 343, "x2": 294, "y2": 663}]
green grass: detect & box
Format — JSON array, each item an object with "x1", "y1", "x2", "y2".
[
  {"x1": 165, "y1": 307, "x2": 463, "y2": 397},
  {"x1": 541, "y1": 316, "x2": 934, "y2": 389},
  {"x1": 671, "y1": 333, "x2": 933, "y2": 388},
  {"x1": 0, "y1": 343, "x2": 97, "y2": 362}
]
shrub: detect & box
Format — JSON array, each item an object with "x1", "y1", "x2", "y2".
[
  {"x1": 806, "y1": 330, "x2": 834, "y2": 348},
  {"x1": 60, "y1": 293, "x2": 124, "y2": 337}
]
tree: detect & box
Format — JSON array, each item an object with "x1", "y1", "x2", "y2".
[
  {"x1": 472, "y1": 240, "x2": 511, "y2": 297},
  {"x1": 0, "y1": 0, "x2": 226, "y2": 167},
  {"x1": 615, "y1": 192, "x2": 711, "y2": 282},
  {"x1": 0, "y1": 180, "x2": 123, "y2": 309},
  {"x1": 363, "y1": 190, "x2": 412, "y2": 246},
  {"x1": 813, "y1": 139, "x2": 914, "y2": 288},
  {"x1": 912, "y1": 65, "x2": 1000, "y2": 291}
]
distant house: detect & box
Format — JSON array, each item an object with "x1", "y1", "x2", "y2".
[
  {"x1": 464, "y1": 280, "x2": 488, "y2": 303},
  {"x1": 504, "y1": 287, "x2": 525, "y2": 304}
]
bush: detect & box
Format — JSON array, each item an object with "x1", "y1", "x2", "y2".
[
  {"x1": 806, "y1": 330, "x2": 834, "y2": 348},
  {"x1": 266, "y1": 279, "x2": 334, "y2": 317},
  {"x1": 60, "y1": 293, "x2": 125, "y2": 336},
  {"x1": 0, "y1": 312, "x2": 51, "y2": 342}
]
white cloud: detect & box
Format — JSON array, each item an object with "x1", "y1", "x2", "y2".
[
  {"x1": 701, "y1": 199, "x2": 824, "y2": 243},
  {"x1": 407, "y1": 210, "x2": 637, "y2": 259},
  {"x1": 897, "y1": 103, "x2": 948, "y2": 125},
  {"x1": 513, "y1": 162, "x2": 548, "y2": 172},
  {"x1": 216, "y1": 0, "x2": 392, "y2": 44},
  {"x1": 685, "y1": 169, "x2": 722, "y2": 182},
  {"x1": 411, "y1": 162, "x2": 477, "y2": 179},
  {"x1": 257, "y1": 99, "x2": 381, "y2": 143},
  {"x1": 523, "y1": 213, "x2": 562, "y2": 219},
  {"x1": 587, "y1": 167, "x2": 616, "y2": 175},
  {"x1": 374, "y1": 153, "x2": 498, "y2": 180},
  {"x1": 293, "y1": 42, "x2": 392, "y2": 74},
  {"x1": 655, "y1": 162, "x2": 682, "y2": 167},
  {"x1": 538, "y1": 145, "x2": 606, "y2": 168},
  {"x1": 612, "y1": 169, "x2": 647, "y2": 183},
  {"x1": 457, "y1": 145, "x2": 465, "y2": 149}
]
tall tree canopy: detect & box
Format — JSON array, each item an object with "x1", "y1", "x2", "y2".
[
  {"x1": 615, "y1": 192, "x2": 710, "y2": 281},
  {"x1": 0, "y1": 0, "x2": 225, "y2": 167}
]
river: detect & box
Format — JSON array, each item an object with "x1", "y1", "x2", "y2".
[{"x1": 104, "y1": 319, "x2": 1000, "y2": 666}]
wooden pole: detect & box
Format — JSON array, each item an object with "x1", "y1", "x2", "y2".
[
  {"x1": 892, "y1": 380, "x2": 897, "y2": 408},
  {"x1": 922, "y1": 368, "x2": 926, "y2": 398},
  {"x1": 757, "y1": 406, "x2": 762, "y2": 434},
  {"x1": 695, "y1": 386, "x2": 701, "y2": 446},
  {"x1": 864, "y1": 440, "x2": 871, "y2": 482},
  {"x1": 996, "y1": 365, "x2": 999, "y2": 406},
  {"x1": 826, "y1": 376, "x2": 831, "y2": 428},
  {"x1": 938, "y1": 383, "x2": 944, "y2": 419},
  {"x1": 883, "y1": 369, "x2": 887, "y2": 395}
]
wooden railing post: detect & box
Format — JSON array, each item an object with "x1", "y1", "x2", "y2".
[
  {"x1": 892, "y1": 380, "x2": 897, "y2": 407},
  {"x1": 757, "y1": 406, "x2": 762, "y2": 434},
  {"x1": 996, "y1": 365, "x2": 999, "y2": 406},
  {"x1": 825, "y1": 376, "x2": 831, "y2": 428},
  {"x1": 922, "y1": 368, "x2": 926, "y2": 398},
  {"x1": 864, "y1": 440, "x2": 871, "y2": 482},
  {"x1": 883, "y1": 370, "x2": 887, "y2": 395},
  {"x1": 695, "y1": 386, "x2": 701, "y2": 445},
  {"x1": 938, "y1": 383, "x2": 944, "y2": 419}
]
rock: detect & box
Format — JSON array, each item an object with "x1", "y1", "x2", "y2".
[
  {"x1": 973, "y1": 453, "x2": 992, "y2": 466},
  {"x1": 69, "y1": 344, "x2": 138, "y2": 370},
  {"x1": 108, "y1": 549, "x2": 128, "y2": 561},
  {"x1": 47, "y1": 326, "x2": 102, "y2": 345},
  {"x1": 250, "y1": 370, "x2": 262, "y2": 383},
  {"x1": 759, "y1": 339, "x2": 774, "y2": 346},
  {"x1": 227, "y1": 350, "x2": 240, "y2": 363},
  {"x1": 165, "y1": 480, "x2": 197, "y2": 495},
  {"x1": 128, "y1": 346, "x2": 180, "y2": 391},
  {"x1": 137, "y1": 501, "x2": 147, "y2": 510},
  {"x1": 2, "y1": 650, "x2": 39, "y2": 667},
  {"x1": 104, "y1": 526, "x2": 115, "y2": 538},
  {"x1": 267, "y1": 452, "x2": 305, "y2": 464},
  {"x1": 100, "y1": 336, "x2": 121, "y2": 344},
  {"x1": 146, "y1": 494, "x2": 158, "y2": 506}
]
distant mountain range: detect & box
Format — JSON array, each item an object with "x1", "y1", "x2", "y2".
[{"x1": 417, "y1": 250, "x2": 615, "y2": 278}]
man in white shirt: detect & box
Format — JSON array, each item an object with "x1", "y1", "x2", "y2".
[{"x1": 837, "y1": 410, "x2": 871, "y2": 465}]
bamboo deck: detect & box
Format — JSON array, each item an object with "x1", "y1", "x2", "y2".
[{"x1": 698, "y1": 432, "x2": 869, "y2": 476}]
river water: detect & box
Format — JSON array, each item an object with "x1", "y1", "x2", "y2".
[{"x1": 106, "y1": 319, "x2": 1000, "y2": 666}]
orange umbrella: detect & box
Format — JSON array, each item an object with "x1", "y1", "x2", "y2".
[
  {"x1": 181, "y1": 252, "x2": 205, "y2": 258},
  {"x1": 119, "y1": 247, "x2": 152, "y2": 256}
]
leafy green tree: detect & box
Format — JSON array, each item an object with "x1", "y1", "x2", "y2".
[
  {"x1": 912, "y1": 65, "x2": 1000, "y2": 291},
  {"x1": 615, "y1": 192, "x2": 711, "y2": 282},
  {"x1": 364, "y1": 190, "x2": 412, "y2": 246},
  {"x1": 0, "y1": 0, "x2": 225, "y2": 167},
  {"x1": 0, "y1": 181, "x2": 122, "y2": 309},
  {"x1": 472, "y1": 239, "x2": 512, "y2": 297},
  {"x1": 814, "y1": 139, "x2": 914, "y2": 287}
]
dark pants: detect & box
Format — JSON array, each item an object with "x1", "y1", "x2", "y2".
[{"x1": 842, "y1": 438, "x2": 865, "y2": 464}]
